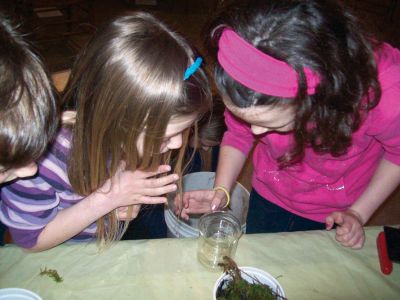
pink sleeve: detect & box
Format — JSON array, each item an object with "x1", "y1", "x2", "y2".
[
  {"x1": 221, "y1": 109, "x2": 255, "y2": 155},
  {"x1": 368, "y1": 48, "x2": 400, "y2": 165}
]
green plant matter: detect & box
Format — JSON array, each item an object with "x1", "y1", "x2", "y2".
[
  {"x1": 39, "y1": 267, "x2": 63, "y2": 283},
  {"x1": 216, "y1": 256, "x2": 285, "y2": 300}
]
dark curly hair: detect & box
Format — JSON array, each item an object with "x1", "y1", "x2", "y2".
[{"x1": 209, "y1": 0, "x2": 381, "y2": 167}]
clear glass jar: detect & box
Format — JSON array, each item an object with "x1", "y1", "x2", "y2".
[{"x1": 197, "y1": 211, "x2": 242, "y2": 270}]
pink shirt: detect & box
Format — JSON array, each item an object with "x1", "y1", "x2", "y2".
[{"x1": 221, "y1": 43, "x2": 400, "y2": 222}]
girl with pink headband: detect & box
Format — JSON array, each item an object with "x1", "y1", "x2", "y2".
[{"x1": 179, "y1": 0, "x2": 400, "y2": 249}]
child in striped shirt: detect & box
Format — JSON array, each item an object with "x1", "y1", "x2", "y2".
[
  {"x1": 0, "y1": 14, "x2": 59, "y2": 245},
  {"x1": 0, "y1": 12, "x2": 212, "y2": 251}
]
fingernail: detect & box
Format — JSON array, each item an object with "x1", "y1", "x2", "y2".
[
  {"x1": 211, "y1": 204, "x2": 216, "y2": 211},
  {"x1": 165, "y1": 165, "x2": 171, "y2": 171}
]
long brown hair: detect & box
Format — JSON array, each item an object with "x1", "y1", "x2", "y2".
[{"x1": 63, "y1": 12, "x2": 212, "y2": 246}]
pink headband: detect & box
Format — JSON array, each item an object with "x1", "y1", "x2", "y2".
[{"x1": 217, "y1": 28, "x2": 320, "y2": 98}]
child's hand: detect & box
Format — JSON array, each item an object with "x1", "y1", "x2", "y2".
[
  {"x1": 98, "y1": 162, "x2": 178, "y2": 210},
  {"x1": 175, "y1": 190, "x2": 215, "y2": 220},
  {"x1": 325, "y1": 209, "x2": 365, "y2": 249},
  {"x1": 176, "y1": 189, "x2": 227, "y2": 220}
]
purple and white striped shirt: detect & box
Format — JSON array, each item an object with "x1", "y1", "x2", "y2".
[{"x1": 0, "y1": 128, "x2": 97, "y2": 248}]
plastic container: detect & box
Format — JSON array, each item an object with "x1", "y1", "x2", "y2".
[
  {"x1": 213, "y1": 267, "x2": 285, "y2": 300},
  {"x1": 165, "y1": 172, "x2": 249, "y2": 238},
  {"x1": 197, "y1": 211, "x2": 242, "y2": 269},
  {"x1": 0, "y1": 288, "x2": 42, "y2": 300}
]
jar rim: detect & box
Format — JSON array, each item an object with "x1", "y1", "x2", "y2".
[{"x1": 198, "y1": 210, "x2": 241, "y2": 234}]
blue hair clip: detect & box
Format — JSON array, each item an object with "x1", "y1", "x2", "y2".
[{"x1": 184, "y1": 57, "x2": 203, "y2": 80}]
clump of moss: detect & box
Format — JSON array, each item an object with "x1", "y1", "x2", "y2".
[{"x1": 216, "y1": 256, "x2": 285, "y2": 300}]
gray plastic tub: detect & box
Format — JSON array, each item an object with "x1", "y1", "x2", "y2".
[{"x1": 165, "y1": 172, "x2": 249, "y2": 238}]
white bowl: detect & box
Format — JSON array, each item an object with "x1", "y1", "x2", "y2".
[
  {"x1": 0, "y1": 288, "x2": 42, "y2": 300},
  {"x1": 213, "y1": 266, "x2": 285, "y2": 299}
]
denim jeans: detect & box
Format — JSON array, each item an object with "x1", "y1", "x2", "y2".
[{"x1": 246, "y1": 188, "x2": 326, "y2": 233}]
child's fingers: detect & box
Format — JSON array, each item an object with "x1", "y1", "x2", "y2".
[
  {"x1": 325, "y1": 215, "x2": 335, "y2": 230},
  {"x1": 335, "y1": 229, "x2": 352, "y2": 243},
  {"x1": 333, "y1": 212, "x2": 344, "y2": 225},
  {"x1": 173, "y1": 194, "x2": 182, "y2": 214},
  {"x1": 341, "y1": 234, "x2": 359, "y2": 248},
  {"x1": 336, "y1": 212, "x2": 362, "y2": 236},
  {"x1": 335, "y1": 220, "x2": 365, "y2": 248},
  {"x1": 339, "y1": 231, "x2": 364, "y2": 249},
  {"x1": 351, "y1": 235, "x2": 364, "y2": 249},
  {"x1": 181, "y1": 192, "x2": 191, "y2": 209},
  {"x1": 179, "y1": 210, "x2": 190, "y2": 221},
  {"x1": 211, "y1": 190, "x2": 227, "y2": 211},
  {"x1": 144, "y1": 173, "x2": 179, "y2": 189},
  {"x1": 137, "y1": 196, "x2": 167, "y2": 205},
  {"x1": 144, "y1": 182, "x2": 178, "y2": 196},
  {"x1": 135, "y1": 165, "x2": 172, "y2": 178},
  {"x1": 336, "y1": 224, "x2": 351, "y2": 235},
  {"x1": 211, "y1": 198, "x2": 222, "y2": 211},
  {"x1": 175, "y1": 192, "x2": 201, "y2": 214},
  {"x1": 179, "y1": 209, "x2": 190, "y2": 220},
  {"x1": 347, "y1": 223, "x2": 364, "y2": 249},
  {"x1": 325, "y1": 212, "x2": 344, "y2": 230}
]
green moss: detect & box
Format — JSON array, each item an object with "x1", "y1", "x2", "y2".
[
  {"x1": 216, "y1": 256, "x2": 284, "y2": 300},
  {"x1": 216, "y1": 277, "x2": 278, "y2": 300}
]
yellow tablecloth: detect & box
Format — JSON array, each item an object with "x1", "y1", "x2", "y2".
[{"x1": 0, "y1": 226, "x2": 399, "y2": 299}]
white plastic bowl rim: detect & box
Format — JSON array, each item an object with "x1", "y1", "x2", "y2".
[
  {"x1": 0, "y1": 288, "x2": 42, "y2": 300},
  {"x1": 213, "y1": 266, "x2": 285, "y2": 300}
]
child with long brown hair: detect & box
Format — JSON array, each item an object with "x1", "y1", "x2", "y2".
[{"x1": 1, "y1": 12, "x2": 211, "y2": 251}]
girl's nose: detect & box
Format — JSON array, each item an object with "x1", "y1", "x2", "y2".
[
  {"x1": 167, "y1": 134, "x2": 183, "y2": 150},
  {"x1": 13, "y1": 163, "x2": 38, "y2": 179},
  {"x1": 250, "y1": 125, "x2": 269, "y2": 135}
]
